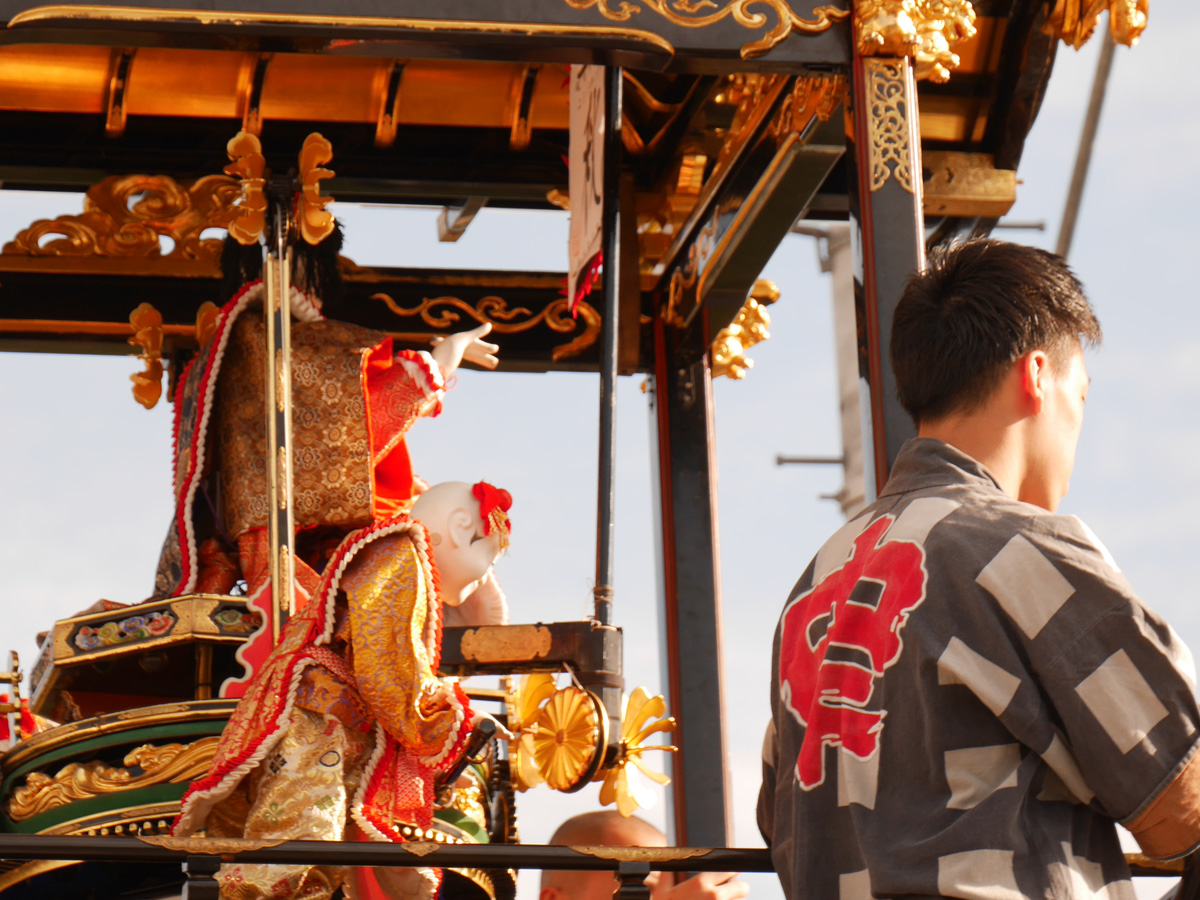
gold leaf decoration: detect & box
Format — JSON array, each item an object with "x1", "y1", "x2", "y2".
[
  {"x1": 137, "y1": 835, "x2": 287, "y2": 853},
  {"x1": 1044, "y1": 0, "x2": 1147, "y2": 49},
  {"x1": 598, "y1": 687, "x2": 677, "y2": 817},
  {"x1": 864, "y1": 58, "x2": 914, "y2": 193},
  {"x1": 2, "y1": 174, "x2": 238, "y2": 262},
  {"x1": 297, "y1": 132, "x2": 336, "y2": 245},
  {"x1": 224, "y1": 131, "x2": 267, "y2": 246},
  {"x1": 711, "y1": 279, "x2": 778, "y2": 380},
  {"x1": 854, "y1": 0, "x2": 978, "y2": 83},
  {"x1": 8, "y1": 736, "x2": 220, "y2": 821},
  {"x1": 195, "y1": 301, "x2": 220, "y2": 351},
  {"x1": 572, "y1": 846, "x2": 713, "y2": 861},
  {"x1": 129, "y1": 301, "x2": 165, "y2": 409},
  {"x1": 370, "y1": 293, "x2": 602, "y2": 362},
  {"x1": 563, "y1": 0, "x2": 850, "y2": 59}
]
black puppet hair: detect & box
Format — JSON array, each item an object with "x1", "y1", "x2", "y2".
[{"x1": 219, "y1": 218, "x2": 345, "y2": 308}]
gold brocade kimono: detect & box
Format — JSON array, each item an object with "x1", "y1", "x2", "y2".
[{"x1": 174, "y1": 520, "x2": 471, "y2": 900}]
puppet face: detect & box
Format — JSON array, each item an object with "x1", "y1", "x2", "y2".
[{"x1": 414, "y1": 482, "x2": 507, "y2": 605}]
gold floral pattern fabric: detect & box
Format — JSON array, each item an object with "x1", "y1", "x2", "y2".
[
  {"x1": 343, "y1": 533, "x2": 463, "y2": 760},
  {"x1": 216, "y1": 316, "x2": 388, "y2": 539},
  {"x1": 210, "y1": 708, "x2": 375, "y2": 900}
]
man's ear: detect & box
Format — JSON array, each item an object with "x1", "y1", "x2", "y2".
[
  {"x1": 1019, "y1": 349, "x2": 1050, "y2": 415},
  {"x1": 540, "y1": 886, "x2": 564, "y2": 900},
  {"x1": 446, "y1": 508, "x2": 476, "y2": 550}
]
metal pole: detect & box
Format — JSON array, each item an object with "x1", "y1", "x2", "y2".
[
  {"x1": 593, "y1": 65, "x2": 622, "y2": 627},
  {"x1": 263, "y1": 204, "x2": 296, "y2": 645},
  {"x1": 1056, "y1": 33, "x2": 1115, "y2": 259}
]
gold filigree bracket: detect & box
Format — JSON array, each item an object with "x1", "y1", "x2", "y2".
[
  {"x1": 564, "y1": 0, "x2": 849, "y2": 60},
  {"x1": 136, "y1": 835, "x2": 287, "y2": 854},
  {"x1": 711, "y1": 279, "x2": 779, "y2": 380},
  {"x1": 853, "y1": 0, "x2": 978, "y2": 83},
  {"x1": 864, "y1": 58, "x2": 914, "y2": 193},
  {"x1": 572, "y1": 846, "x2": 713, "y2": 861}
]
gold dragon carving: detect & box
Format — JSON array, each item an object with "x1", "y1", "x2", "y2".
[
  {"x1": 8, "y1": 737, "x2": 220, "y2": 822},
  {"x1": 563, "y1": 0, "x2": 850, "y2": 59},
  {"x1": 1044, "y1": 0, "x2": 1148, "y2": 49},
  {"x1": 370, "y1": 293, "x2": 602, "y2": 362},
  {"x1": 711, "y1": 279, "x2": 779, "y2": 380},
  {"x1": 854, "y1": 0, "x2": 978, "y2": 83},
  {"x1": 2, "y1": 175, "x2": 239, "y2": 262}
]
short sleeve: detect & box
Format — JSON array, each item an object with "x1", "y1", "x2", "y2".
[{"x1": 1022, "y1": 518, "x2": 1200, "y2": 853}]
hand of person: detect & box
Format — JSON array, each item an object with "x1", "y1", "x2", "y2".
[
  {"x1": 469, "y1": 708, "x2": 514, "y2": 743},
  {"x1": 430, "y1": 322, "x2": 500, "y2": 378},
  {"x1": 645, "y1": 871, "x2": 750, "y2": 900}
]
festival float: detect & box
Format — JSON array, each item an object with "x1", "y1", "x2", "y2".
[{"x1": 0, "y1": 0, "x2": 1167, "y2": 898}]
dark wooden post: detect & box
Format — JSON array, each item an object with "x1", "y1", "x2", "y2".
[
  {"x1": 649, "y1": 317, "x2": 731, "y2": 847},
  {"x1": 847, "y1": 54, "x2": 924, "y2": 494}
]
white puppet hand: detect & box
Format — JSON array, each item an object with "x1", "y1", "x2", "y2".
[
  {"x1": 469, "y1": 709, "x2": 514, "y2": 743},
  {"x1": 430, "y1": 322, "x2": 500, "y2": 379}
]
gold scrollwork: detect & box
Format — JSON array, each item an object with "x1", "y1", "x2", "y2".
[
  {"x1": 864, "y1": 58, "x2": 913, "y2": 193},
  {"x1": 401, "y1": 842, "x2": 441, "y2": 857},
  {"x1": 1044, "y1": 0, "x2": 1147, "y2": 49},
  {"x1": 370, "y1": 294, "x2": 601, "y2": 363},
  {"x1": 563, "y1": 0, "x2": 849, "y2": 60},
  {"x1": 767, "y1": 74, "x2": 848, "y2": 140},
  {"x1": 8, "y1": 736, "x2": 220, "y2": 821},
  {"x1": 2, "y1": 174, "x2": 238, "y2": 262},
  {"x1": 854, "y1": 0, "x2": 977, "y2": 83}
]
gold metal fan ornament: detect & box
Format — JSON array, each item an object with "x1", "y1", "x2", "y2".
[
  {"x1": 599, "y1": 687, "x2": 677, "y2": 817},
  {"x1": 506, "y1": 674, "x2": 606, "y2": 792}
]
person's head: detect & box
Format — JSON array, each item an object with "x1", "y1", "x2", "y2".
[
  {"x1": 412, "y1": 480, "x2": 511, "y2": 604},
  {"x1": 540, "y1": 812, "x2": 669, "y2": 900},
  {"x1": 891, "y1": 239, "x2": 1101, "y2": 511}
]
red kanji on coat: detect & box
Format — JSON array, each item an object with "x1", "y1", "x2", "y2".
[{"x1": 779, "y1": 516, "x2": 928, "y2": 788}]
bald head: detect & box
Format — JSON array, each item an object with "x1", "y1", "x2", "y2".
[{"x1": 540, "y1": 813, "x2": 667, "y2": 898}]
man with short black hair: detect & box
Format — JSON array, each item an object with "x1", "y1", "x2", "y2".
[{"x1": 759, "y1": 239, "x2": 1200, "y2": 899}]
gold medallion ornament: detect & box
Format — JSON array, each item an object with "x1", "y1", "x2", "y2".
[
  {"x1": 506, "y1": 674, "x2": 606, "y2": 792},
  {"x1": 854, "y1": 0, "x2": 978, "y2": 83},
  {"x1": 599, "y1": 687, "x2": 677, "y2": 817}
]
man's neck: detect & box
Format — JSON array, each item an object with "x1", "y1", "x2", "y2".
[{"x1": 918, "y1": 418, "x2": 1027, "y2": 503}]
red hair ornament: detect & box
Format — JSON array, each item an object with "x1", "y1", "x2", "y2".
[{"x1": 472, "y1": 481, "x2": 513, "y2": 551}]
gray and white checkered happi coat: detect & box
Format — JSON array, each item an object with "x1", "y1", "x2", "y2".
[{"x1": 759, "y1": 438, "x2": 1200, "y2": 900}]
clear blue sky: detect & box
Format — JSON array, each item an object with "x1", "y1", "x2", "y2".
[{"x1": 0, "y1": 10, "x2": 1195, "y2": 899}]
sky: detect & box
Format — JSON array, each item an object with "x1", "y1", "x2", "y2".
[{"x1": 0, "y1": 7, "x2": 1197, "y2": 900}]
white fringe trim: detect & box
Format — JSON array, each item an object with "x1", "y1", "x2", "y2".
[
  {"x1": 397, "y1": 351, "x2": 446, "y2": 406},
  {"x1": 350, "y1": 722, "x2": 392, "y2": 842}
]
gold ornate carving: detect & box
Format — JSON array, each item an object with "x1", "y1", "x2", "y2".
[
  {"x1": 460, "y1": 626, "x2": 552, "y2": 664},
  {"x1": 224, "y1": 131, "x2": 267, "y2": 246},
  {"x1": 854, "y1": 0, "x2": 978, "y2": 83},
  {"x1": 8, "y1": 736, "x2": 220, "y2": 821},
  {"x1": 572, "y1": 846, "x2": 713, "y2": 861},
  {"x1": 195, "y1": 302, "x2": 220, "y2": 350},
  {"x1": 370, "y1": 294, "x2": 601, "y2": 363},
  {"x1": 506, "y1": 673, "x2": 558, "y2": 792},
  {"x1": 297, "y1": 132, "x2": 336, "y2": 245},
  {"x1": 2, "y1": 174, "x2": 238, "y2": 262},
  {"x1": 599, "y1": 687, "x2": 676, "y2": 817},
  {"x1": 563, "y1": 0, "x2": 849, "y2": 59},
  {"x1": 863, "y1": 58, "x2": 913, "y2": 193},
  {"x1": 711, "y1": 279, "x2": 779, "y2": 380},
  {"x1": 768, "y1": 74, "x2": 847, "y2": 139},
  {"x1": 128, "y1": 302, "x2": 165, "y2": 409},
  {"x1": 137, "y1": 835, "x2": 287, "y2": 853},
  {"x1": 1044, "y1": 0, "x2": 1147, "y2": 49}
]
